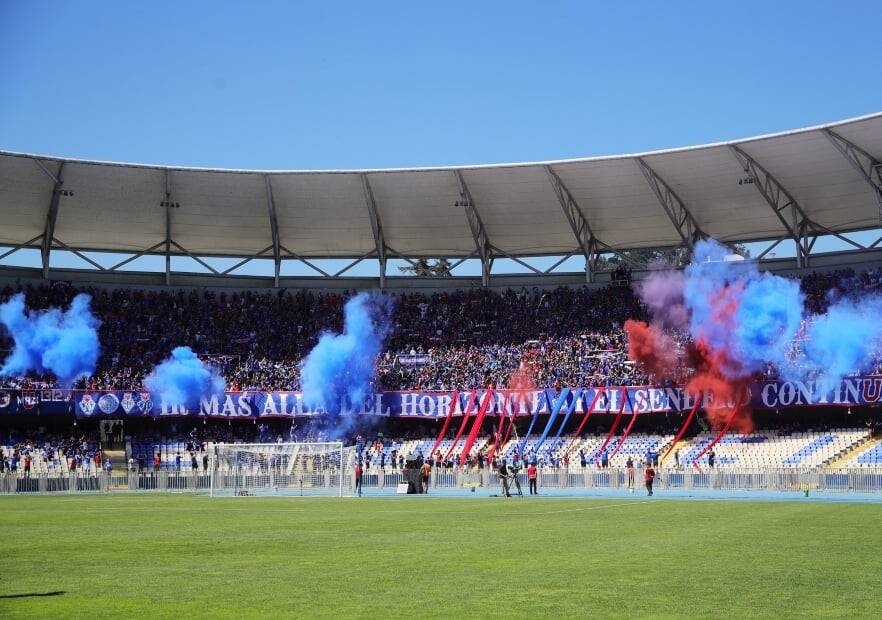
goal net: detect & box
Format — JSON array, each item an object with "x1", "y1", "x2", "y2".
[{"x1": 210, "y1": 442, "x2": 352, "y2": 497}]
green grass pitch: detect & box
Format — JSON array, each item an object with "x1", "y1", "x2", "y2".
[{"x1": 1, "y1": 494, "x2": 880, "y2": 618}]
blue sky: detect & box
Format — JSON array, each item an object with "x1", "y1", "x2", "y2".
[{"x1": 1, "y1": 1, "x2": 881, "y2": 276}]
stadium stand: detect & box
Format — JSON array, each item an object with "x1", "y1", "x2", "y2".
[
  {"x1": 1, "y1": 264, "x2": 882, "y2": 484},
  {"x1": 837, "y1": 436, "x2": 882, "y2": 467},
  {"x1": 2, "y1": 265, "x2": 882, "y2": 393},
  {"x1": 7, "y1": 428, "x2": 876, "y2": 475},
  {"x1": 856, "y1": 442, "x2": 882, "y2": 466},
  {"x1": 2, "y1": 245, "x2": 882, "y2": 481},
  {"x1": 680, "y1": 429, "x2": 871, "y2": 468}
]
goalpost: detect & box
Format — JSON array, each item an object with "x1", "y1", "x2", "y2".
[{"x1": 209, "y1": 442, "x2": 353, "y2": 497}]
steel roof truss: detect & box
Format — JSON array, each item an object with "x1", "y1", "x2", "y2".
[
  {"x1": 454, "y1": 170, "x2": 492, "y2": 286},
  {"x1": 636, "y1": 157, "x2": 705, "y2": 249},
  {"x1": 729, "y1": 145, "x2": 816, "y2": 268}
]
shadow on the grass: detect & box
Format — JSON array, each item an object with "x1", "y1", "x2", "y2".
[{"x1": 0, "y1": 591, "x2": 66, "y2": 599}]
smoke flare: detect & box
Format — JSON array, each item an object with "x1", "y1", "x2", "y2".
[
  {"x1": 300, "y1": 293, "x2": 393, "y2": 437},
  {"x1": 628, "y1": 238, "x2": 882, "y2": 431},
  {"x1": 624, "y1": 319, "x2": 678, "y2": 380},
  {"x1": 0, "y1": 293, "x2": 101, "y2": 386},
  {"x1": 144, "y1": 346, "x2": 226, "y2": 408}
]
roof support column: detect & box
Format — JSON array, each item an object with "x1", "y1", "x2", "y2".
[
  {"x1": 163, "y1": 170, "x2": 172, "y2": 286},
  {"x1": 34, "y1": 160, "x2": 66, "y2": 279},
  {"x1": 729, "y1": 145, "x2": 815, "y2": 268},
  {"x1": 822, "y1": 128, "x2": 882, "y2": 221},
  {"x1": 636, "y1": 158, "x2": 705, "y2": 251},
  {"x1": 361, "y1": 174, "x2": 387, "y2": 289},
  {"x1": 545, "y1": 165, "x2": 601, "y2": 283},
  {"x1": 264, "y1": 175, "x2": 281, "y2": 287},
  {"x1": 454, "y1": 170, "x2": 491, "y2": 287}
]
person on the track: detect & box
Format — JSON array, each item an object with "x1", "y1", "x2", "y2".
[
  {"x1": 527, "y1": 462, "x2": 538, "y2": 495},
  {"x1": 420, "y1": 460, "x2": 431, "y2": 493},
  {"x1": 644, "y1": 463, "x2": 656, "y2": 496},
  {"x1": 354, "y1": 460, "x2": 363, "y2": 497},
  {"x1": 498, "y1": 459, "x2": 511, "y2": 497}
]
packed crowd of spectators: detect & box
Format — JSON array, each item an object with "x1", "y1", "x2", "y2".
[
  {"x1": 0, "y1": 281, "x2": 648, "y2": 391},
  {"x1": 1, "y1": 265, "x2": 881, "y2": 393}
]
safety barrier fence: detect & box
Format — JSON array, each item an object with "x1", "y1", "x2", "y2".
[
  {"x1": 358, "y1": 467, "x2": 882, "y2": 493},
  {"x1": 2, "y1": 466, "x2": 882, "y2": 494}
]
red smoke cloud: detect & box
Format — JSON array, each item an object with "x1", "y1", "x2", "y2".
[
  {"x1": 685, "y1": 340, "x2": 754, "y2": 434},
  {"x1": 506, "y1": 357, "x2": 537, "y2": 416},
  {"x1": 690, "y1": 283, "x2": 755, "y2": 433},
  {"x1": 626, "y1": 281, "x2": 756, "y2": 433},
  {"x1": 625, "y1": 319, "x2": 678, "y2": 380},
  {"x1": 509, "y1": 357, "x2": 536, "y2": 391}
]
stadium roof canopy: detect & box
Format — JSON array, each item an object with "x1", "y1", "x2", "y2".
[{"x1": 1, "y1": 112, "x2": 881, "y2": 287}]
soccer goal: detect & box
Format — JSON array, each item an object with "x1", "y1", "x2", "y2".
[{"x1": 209, "y1": 442, "x2": 353, "y2": 497}]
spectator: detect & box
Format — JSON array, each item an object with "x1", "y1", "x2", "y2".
[
  {"x1": 498, "y1": 459, "x2": 511, "y2": 497},
  {"x1": 644, "y1": 463, "x2": 656, "y2": 496},
  {"x1": 527, "y1": 461, "x2": 538, "y2": 495},
  {"x1": 354, "y1": 460, "x2": 363, "y2": 497},
  {"x1": 420, "y1": 460, "x2": 431, "y2": 493}
]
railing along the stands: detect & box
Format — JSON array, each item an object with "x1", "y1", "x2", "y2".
[{"x1": 1, "y1": 466, "x2": 881, "y2": 494}]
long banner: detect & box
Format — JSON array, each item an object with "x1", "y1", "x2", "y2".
[{"x1": 0, "y1": 377, "x2": 881, "y2": 419}]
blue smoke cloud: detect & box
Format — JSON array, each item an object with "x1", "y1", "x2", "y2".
[
  {"x1": 145, "y1": 346, "x2": 226, "y2": 408},
  {"x1": 301, "y1": 293, "x2": 392, "y2": 434},
  {"x1": 684, "y1": 239, "x2": 736, "y2": 353},
  {"x1": 0, "y1": 293, "x2": 101, "y2": 386},
  {"x1": 684, "y1": 239, "x2": 803, "y2": 379},
  {"x1": 802, "y1": 297, "x2": 882, "y2": 391},
  {"x1": 734, "y1": 273, "x2": 804, "y2": 376},
  {"x1": 679, "y1": 238, "x2": 882, "y2": 389}
]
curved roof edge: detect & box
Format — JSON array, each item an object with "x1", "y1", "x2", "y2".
[{"x1": 2, "y1": 111, "x2": 881, "y2": 174}]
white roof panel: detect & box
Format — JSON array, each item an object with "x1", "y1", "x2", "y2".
[
  {"x1": 0, "y1": 156, "x2": 58, "y2": 246},
  {"x1": 272, "y1": 172, "x2": 374, "y2": 257},
  {"x1": 552, "y1": 158, "x2": 682, "y2": 249},
  {"x1": 54, "y1": 162, "x2": 166, "y2": 252},
  {"x1": 0, "y1": 111, "x2": 880, "y2": 260},
  {"x1": 169, "y1": 170, "x2": 269, "y2": 256},
  {"x1": 368, "y1": 170, "x2": 474, "y2": 256},
  {"x1": 461, "y1": 166, "x2": 574, "y2": 255}
]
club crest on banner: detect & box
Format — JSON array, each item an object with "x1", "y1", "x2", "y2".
[
  {"x1": 98, "y1": 393, "x2": 120, "y2": 415},
  {"x1": 137, "y1": 392, "x2": 153, "y2": 413},
  {"x1": 120, "y1": 392, "x2": 136, "y2": 414},
  {"x1": 79, "y1": 394, "x2": 96, "y2": 416},
  {"x1": 21, "y1": 391, "x2": 38, "y2": 410}
]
